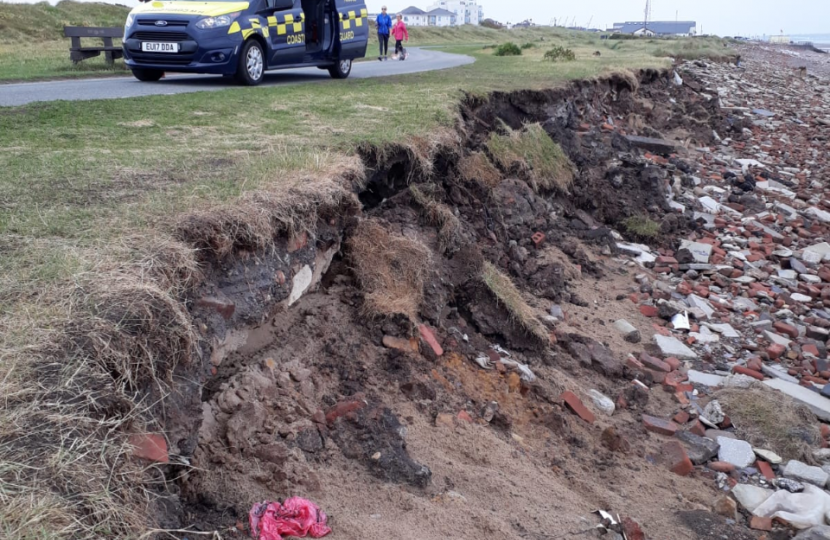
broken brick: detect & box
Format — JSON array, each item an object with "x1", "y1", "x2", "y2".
[
  {"x1": 756, "y1": 460, "x2": 775, "y2": 481},
  {"x1": 560, "y1": 391, "x2": 595, "y2": 424},
  {"x1": 655, "y1": 440, "x2": 694, "y2": 476},
  {"x1": 732, "y1": 365, "x2": 765, "y2": 381},
  {"x1": 639, "y1": 305, "x2": 659, "y2": 318},
  {"x1": 418, "y1": 324, "x2": 444, "y2": 357},
  {"x1": 129, "y1": 433, "x2": 169, "y2": 463},
  {"x1": 643, "y1": 414, "x2": 678, "y2": 436},
  {"x1": 767, "y1": 343, "x2": 786, "y2": 360},
  {"x1": 749, "y1": 516, "x2": 773, "y2": 531}
]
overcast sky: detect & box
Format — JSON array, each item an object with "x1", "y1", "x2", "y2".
[{"x1": 4, "y1": 0, "x2": 826, "y2": 37}]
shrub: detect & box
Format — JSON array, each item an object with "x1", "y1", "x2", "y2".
[
  {"x1": 622, "y1": 215, "x2": 660, "y2": 238},
  {"x1": 543, "y1": 45, "x2": 576, "y2": 62},
  {"x1": 493, "y1": 42, "x2": 522, "y2": 56},
  {"x1": 520, "y1": 42, "x2": 534, "y2": 50}
]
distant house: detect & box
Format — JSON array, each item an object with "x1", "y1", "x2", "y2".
[
  {"x1": 426, "y1": 8, "x2": 455, "y2": 27},
  {"x1": 383, "y1": 1, "x2": 480, "y2": 26},
  {"x1": 400, "y1": 6, "x2": 428, "y2": 26},
  {"x1": 427, "y1": 0, "x2": 482, "y2": 25},
  {"x1": 611, "y1": 21, "x2": 697, "y2": 37}
]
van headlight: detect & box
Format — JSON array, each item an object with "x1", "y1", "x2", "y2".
[
  {"x1": 125, "y1": 13, "x2": 136, "y2": 29},
  {"x1": 196, "y1": 13, "x2": 240, "y2": 29}
]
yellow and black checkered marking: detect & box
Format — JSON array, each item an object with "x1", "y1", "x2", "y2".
[
  {"x1": 339, "y1": 8, "x2": 367, "y2": 30},
  {"x1": 268, "y1": 12, "x2": 305, "y2": 36}
]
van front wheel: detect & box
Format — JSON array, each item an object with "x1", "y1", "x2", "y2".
[
  {"x1": 328, "y1": 58, "x2": 352, "y2": 79},
  {"x1": 131, "y1": 68, "x2": 164, "y2": 82},
  {"x1": 235, "y1": 40, "x2": 265, "y2": 86}
]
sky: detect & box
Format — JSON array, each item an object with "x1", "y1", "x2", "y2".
[{"x1": 4, "y1": 0, "x2": 828, "y2": 37}]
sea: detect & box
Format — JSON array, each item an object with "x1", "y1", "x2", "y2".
[{"x1": 785, "y1": 33, "x2": 830, "y2": 51}]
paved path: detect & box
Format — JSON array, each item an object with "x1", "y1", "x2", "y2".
[{"x1": 0, "y1": 48, "x2": 472, "y2": 107}]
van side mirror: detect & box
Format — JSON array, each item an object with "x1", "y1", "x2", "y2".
[{"x1": 270, "y1": 0, "x2": 294, "y2": 10}]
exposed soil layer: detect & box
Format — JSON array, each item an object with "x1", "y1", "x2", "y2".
[{"x1": 147, "y1": 66, "x2": 739, "y2": 539}]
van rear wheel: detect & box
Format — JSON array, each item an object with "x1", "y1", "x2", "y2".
[
  {"x1": 328, "y1": 58, "x2": 352, "y2": 79},
  {"x1": 131, "y1": 68, "x2": 164, "y2": 82}
]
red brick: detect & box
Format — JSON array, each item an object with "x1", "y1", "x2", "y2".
[
  {"x1": 767, "y1": 343, "x2": 786, "y2": 360},
  {"x1": 821, "y1": 424, "x2": 830, "y2": 439},
  {"x1": 689, "y1": 420, "x2": 706, "y2": 436},
  {"x1": 732, "y1": 365, "x2": 765, "y2": 381},
  {"x1": 621, "y1": 518, "x2": 645, "y2": 540},
  {"x1": 677, "y1": 281, "x2": 692, "y2": 295},
  {"x1": 749, "y1": 516, "x2": 773, "y2": 531},
  {"x1": 639, "y1": 305, "x2": 659, "y2": 318},
  {"x1": 804, "y1": 344, "x2": 820, "y2": 358},
  {"x1": 643, "y1": 414, "x2": 678, "y2": 436},
  {"x1": 640, "y1": 353, "x2": 671, "y2": 373},
  {"x1": 286, "y1": 231, "x2": 308, "y2": 252},
  {"x1": 196, "y1": 296, "x2": 236, "y2": 320},
  {"x1": 709, "y1": 461, "x2": 736, "y2": 473},
  {"x1": 325, "y1": 395, "x2": 367, "y2": 424},
  {"x1": 531, "y1": 232, "x2": 545, "y2": 247},
  {"x1": 673, "y1": 411, "x2": 690, "y2": 424},
  {"x1": 656, "y1": 255, "x2": 678, "y2": 264},
  {"x1": 747, "y1": 357, "x2": 763, "y2": 371},
  {"x1": 129, "y1": 434, "x2": 168, "y2": 463},
  {"x1": 656, "y1": 441, "x2": 694, "y2": 476},
  {"x1": 756, "y1": 460, "x2": 776, "y2": 481},
  {"x1": 664, "y1": 357, "x2": 681, "y2": 371},
  {"x1": 646, "y1": 369, "x2": 667, "y2": 384},
  {"x1": 773, "y1": 322, "x2": 798, "y2": 339},
  {"x1": 560, "y1": 391, "x2": 595, "y2": 424},
  {"x1": 457, "y1": 410, "x2": 474, "y2": 423},
  {"x1": 418, "y1": 324, "x2": 444, "y2": 357},
  {"x1": 625, "y1": 355, "x2": 645, "y2": 370}
]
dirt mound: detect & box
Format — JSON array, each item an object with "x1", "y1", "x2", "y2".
[{"x1": 15, "y1": 65, "x2": 754, "y2": 539}]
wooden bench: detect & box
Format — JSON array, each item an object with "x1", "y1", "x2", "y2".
[{"x1": 64, "y1": 26, "x2": 124, "y2": 65}]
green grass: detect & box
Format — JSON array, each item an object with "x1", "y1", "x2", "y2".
[
  {"x1": 622, "y1": 214, "x2": 661, "y2": 238},
  {"x1": 0, "y1": 2, "x2": 736, "y2": 82},
  {"x1": 0, "y1": 1, "x2": 129, "y2": 81},
  {"x1": 486, "y1": 123, "x2": 574, "y2": 192}
]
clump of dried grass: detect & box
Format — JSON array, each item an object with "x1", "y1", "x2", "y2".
[
  {"x1": 603, "y1": 68, "x2": 640, "y2": 93},
  {"x1": 176, "y1": 180, "x2": 361, "y2": 258},
  {"x1": 409, "y1": 184, "x2": 464, "y2": 254},
  {"x1": 480, "y1": 261, "x2": 549, "y2": 343},
  {"x1": 485, "y1": 123, "x2": 574, "y2": 193},
  {"x1": 0, "y1": 230, "x2": 202, "y2": 539},
  {"x1": 363, "y1": 128, "x2": 463, "y2": 181},
  {"x1": 348, "y1": 220, "x2": 431, "y2": 320},
  {"x1": 458, "y1": 151, "x2": 503, "y2": 188},
  {"x1": 716, "y1": 387, "x2": 821, "y2": 463}
]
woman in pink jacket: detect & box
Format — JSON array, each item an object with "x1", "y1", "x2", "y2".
[{"x1": 391, "y1": 14, "x2": 409, "y2": 59}]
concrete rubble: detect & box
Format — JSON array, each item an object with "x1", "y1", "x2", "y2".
[{"x1": 586, "y1": 45, "x2": 830, "y2": 538}]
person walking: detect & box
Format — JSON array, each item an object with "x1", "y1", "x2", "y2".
[
  {"x1": 376, "y1": 6, "x2": 392, "y2": 61},
  {"x1": 391, "y1": 13, "x2": 409, "y2": 60}
]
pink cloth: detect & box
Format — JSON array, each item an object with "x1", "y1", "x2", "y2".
[
  {"x1": 249, "y1": 498, "x2": 332, "y2": 540},
  {"x1": 391, "y1": 21, "x2": 409, "y2": 41}
]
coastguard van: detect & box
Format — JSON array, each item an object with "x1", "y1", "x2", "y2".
[{"x1": 123, "y1": 0, "x2": 368, "y2": 85}]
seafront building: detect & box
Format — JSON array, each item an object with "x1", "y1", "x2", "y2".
[{"x1": 378, "y1": 1, "x2": 482, "y2": 27}]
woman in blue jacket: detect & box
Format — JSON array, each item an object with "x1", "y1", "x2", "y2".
[{"x1": 376, "y1": 6, "x2": 392, "y2": 61}]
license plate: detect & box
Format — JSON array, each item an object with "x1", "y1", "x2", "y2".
[{"x1": 141, "y1": 42, "x2": 179, "y2": 53}]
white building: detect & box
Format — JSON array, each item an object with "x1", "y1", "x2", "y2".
[
  {"x1": 399, "y1": 6, "x2": 428, "y2": 26},
  {"x1": 398, "y1": 5, "x2": 456, "y2": 27},
  {"x1": 425, "y1": 0, "x2": 482, "y2": 25}
]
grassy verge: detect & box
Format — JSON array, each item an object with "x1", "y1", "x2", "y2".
[
  {"x1": 0, "y1": 0, "x2": 734, "y2": 82},
  {"x1": 0, "y1": 26, "x2": 738, "y2": 539},
  {"x1": 0, "y1": 0, "x2": 129, "y2": 82}
]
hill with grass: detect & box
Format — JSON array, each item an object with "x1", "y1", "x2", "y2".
[{"x1": 0, "y1": 0, "x2": 130, "y2": 42}]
